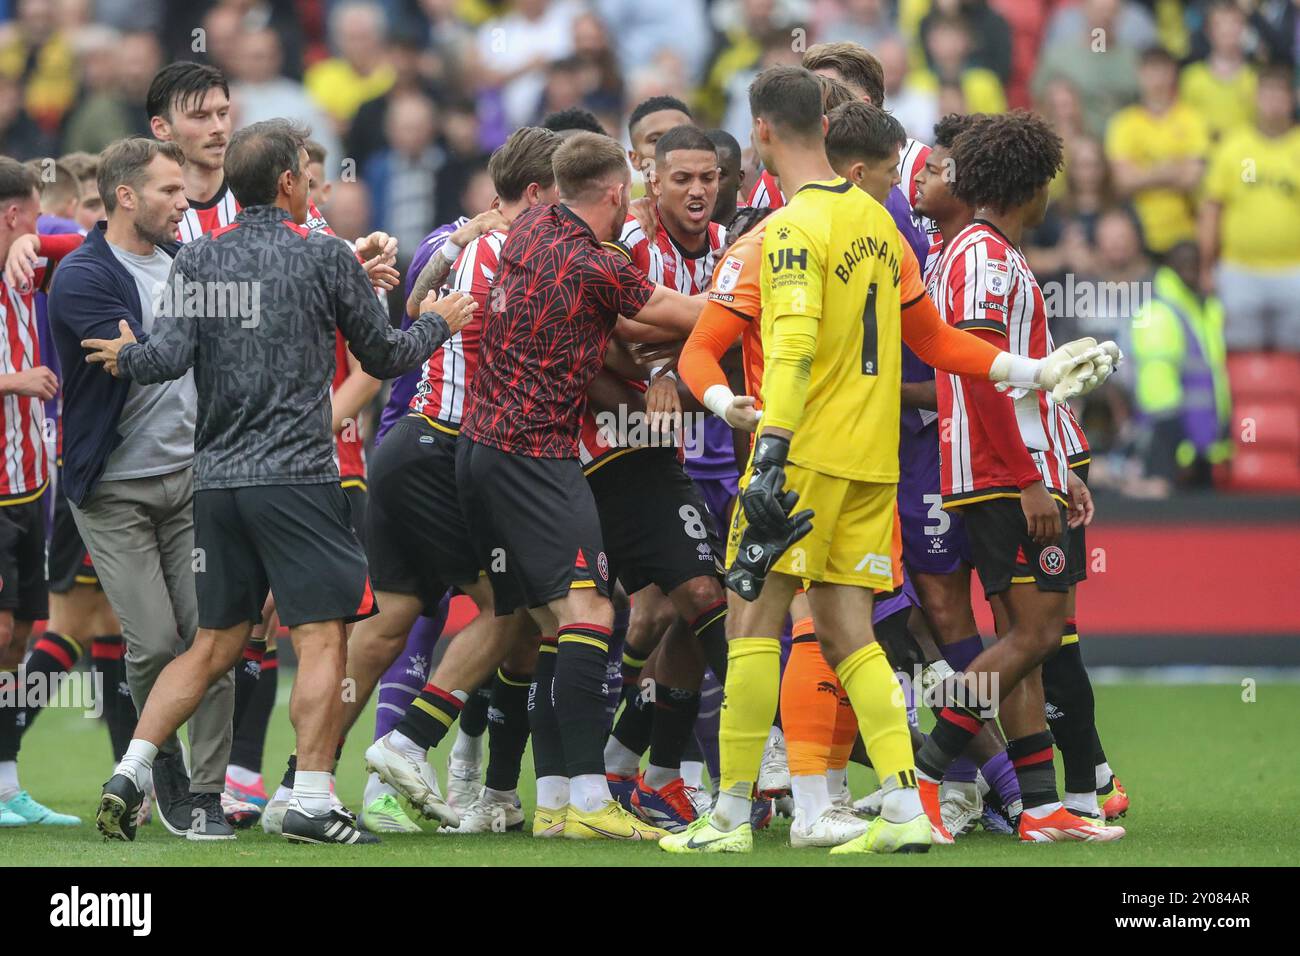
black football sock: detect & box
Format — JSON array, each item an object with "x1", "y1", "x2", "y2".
[
  {"x1": 485, "y1": 667, "x2": 532, "y2": 793},
  {"x1": 92, "y1": 635, "x2": 135, "y2": 761},
  {"x1": 230, "y1": 645, "x2": 277, "y2": 774},
  {"x1": 689, "y1": 600, "x2": 729, "y2": 682},
  {"x1": 20, "y1": 631, "x2": 82, "y2": 732},
  {"x1": 527, "y1": 638, "x2": 566, "y2": 781},
  {"x1": 914, "y1": 704, "x2": 986, "y2": 781},
  {"x1": 611, "y1": 682, "x2": 655, "y2": 758},
  {"x1": 1042, "y1": 622, "x2": 1099, "y2": 795},
  {"x1": 553, "y1": 624, "x2": 613, "y2": 777},
  {"x1": 1006, "y1": 731, "x2": 1059, "y2": 811},
  {"x1": 647, "y1": 686, "x2": 701, "y2": 774},
  {"x1": 619, "y1": 646, "x2": 648, "y2": 710},
  {"x1": 459, "y1": 682, "x2": 492, "y2": 740},
  {"x1": 231, "y1": 636, "x2": 266, "y2": 738},
  {"x1": 394, "y1": 682, "x2": 464, "y2": 752},
  {"x1": 0, "y1": 667, "x2": 21, "y2": 772}
]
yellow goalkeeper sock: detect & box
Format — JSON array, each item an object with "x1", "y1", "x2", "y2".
[
  {"x1": 835, "y1": 641, "x2": 915, "y2": 787},
  {"x1": 717, "y1": 637, "x2": 782, "y2": 802}
]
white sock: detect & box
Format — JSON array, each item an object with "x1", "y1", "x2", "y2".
[
  {"x1": 766, "y1": 725, "x2": 785, "y2": 749},
  {"x1": 569, "y1": 773, "x2": 611, "y2": 813},
  {"x1": 642, "y1": 764, "x2": 679, "y2": 790},
  {"x1": 273, "y1": 785, "x2": 293, "y2": 803},
  {"x1": 680, "y1": 760, "x2": 705, "y2": 790},
  {"x1": 1023, "y1": 800, "x2": 1063, "y2": 819},
  {"x1": 975, "y1": 770, "x2": 990, "y2": 797},
  {"x1": 712, "y1": 789, "x2": 751, "y2": 832},
  {"x1": 603, "y1": 736, "x2": 640, "y2": 778},
  {"x1": 388, "y1": 729, "x2": 425, "y2": 762},
  {"x1": 826, "y1": 767, "x2": 848, "y2": 798},
  {"x1": 450, "y1": 727, "x2": 483, "y2": 764},
  {"x1": 1064, "y1": 791, "x2": 1100, "y2": 817},
  {"x1": 1095, "y1": 762, "x2": 1113, "y2": 790},
  {"x1": 363, "y1": 771, "x2": 396, "y2": 805},
  {"x1": 227, "y1": 764, "x2": 261, "y2": 787},
  {"x1": 880, "y1": 780, "x2": 923, "y2": 824},
  {"x1": 116, "y1": 740, "x2": 158, "y2": 791},
  {"x1": 483, "y1": 786, "x2": 518, "y2": 805},
  {"x1": 792, "y1": 774, "x2": 831, "y2": 821},
  {"x1": 293, "y1": 770, "x2": 333, "y2": 815},
  {"x1": 0, "y1": 759, "x2": 18, "y2": 800},
  {"x1": 536, "y1": 775, "x2": 569, "y2": 810}
]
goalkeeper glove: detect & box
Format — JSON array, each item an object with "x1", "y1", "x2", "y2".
[
  {"x1": 740, "y1": 433, "x2": 797, "y2": 538},
  {"x1": 725, "y1": 501, "x2": 815, "y2": 601}
]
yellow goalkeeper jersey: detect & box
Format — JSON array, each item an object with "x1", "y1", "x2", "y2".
[{"x1": 759, "y1": 177, "x2": 924, "y2": 483}]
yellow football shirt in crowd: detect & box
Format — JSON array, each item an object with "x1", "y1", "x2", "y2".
[
  {"x1": 1204, "y1": 125, "x2": 1300, "y2": 269},
  {"x1": 1105, "y1": 101, "x2": 1209, "y2": 252}
]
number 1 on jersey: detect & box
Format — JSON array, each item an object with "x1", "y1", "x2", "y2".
[{"x1": 861, "y1": 282, "x2": 878, "y2": 376}]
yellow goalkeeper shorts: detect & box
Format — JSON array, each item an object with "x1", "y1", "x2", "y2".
[{"x1": 726, "y1": 464, "x2": 896, "y2": 590}]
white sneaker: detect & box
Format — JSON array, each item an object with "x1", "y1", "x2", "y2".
[
  {"x1": 853, "y1": 786, "x2": 883, "y2": 817},
  {"x1": 689, "y1": 786, "x2": 714, "y2": 818},
  {"x1": 789, "y1": 806, "x2": 870, "y2": 848},
  {"x1": 939, "y1": 780, "x2": 983, "y2": 837},
  {"x1": 364, "y1": 734, "x2": 459, "y2": 827},
  {"x1": 446, "y1": 756, "x2": 483, "y2": 816},
  {"x1": 440, "y1": 790, "x2": 524, "y2": 834},
  {"x1": 757, "y1": 734, "x2": 790, "y2": 797},
  {"x1": 261, "y1": 797, "x2": 290, "y2": 835}
]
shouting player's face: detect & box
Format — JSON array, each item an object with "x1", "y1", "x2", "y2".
[
  {"x1": 651, "y1": 147, "x2": 719, "y2": 241},
  {"x1": 127, "y1": 155, "x2": 188, "y2": 246},
  {"x1": 154, "y1": 87, "x2": 232, "y2": 172}
]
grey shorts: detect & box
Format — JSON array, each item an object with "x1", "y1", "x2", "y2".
[{"x1": 1216, "y1": 263, "x2": 1300, "y2": 351}]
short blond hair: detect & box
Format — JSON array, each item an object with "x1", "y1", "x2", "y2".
[
  {"x1": 552, "y1": 132, "x2": 628, "y2": 203},
  {"x1": 803, "y1": 42, "x2": 885, "y2": 106}
]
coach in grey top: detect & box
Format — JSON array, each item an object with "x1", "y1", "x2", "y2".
[
  {"x1": 49, "y1": 137, "x2": 233, "y2": 841},
  {"x1": 87, "y1": 119, "x2": 476, "y2": 846}
]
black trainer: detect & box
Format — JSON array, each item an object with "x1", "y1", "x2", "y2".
[
  {"x1": 282, "y1": 803, "x2": 380, "y2": 845},
  {"x1": 96, "y1": 772, "x2": 143, "y2": 842},
  {"x1": 152, "y1": 751, "x2": 194, "y2": 837},
  {"x1": 187, "y1": 792, "x2": 236, "y2": 841}
]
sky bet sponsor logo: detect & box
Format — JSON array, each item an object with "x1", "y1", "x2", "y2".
[
  {"x1": 834, "y1": 235, "x2": 900, "y2": 286},
  {"x1": 49, "y1": 886, "x2": 152, "y2": 936}
]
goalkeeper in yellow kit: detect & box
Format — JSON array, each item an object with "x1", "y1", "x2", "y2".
[{"x1": 661, "y1": 66, "x2": 1119, "y2": 855}]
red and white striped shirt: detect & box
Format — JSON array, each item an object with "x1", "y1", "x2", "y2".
[
  {"x1": 575, "y1": 215, "x2": 725, "y2": 471},
  {"x1": 409, "y1": 230, "x2": 502, "y2": 428},
  {"x1": 0, "y1": 265, "x2": 50, "y2": 500},
  {"x1": 1057, "y1": 401, "x2": 1091, "y2": 467},
  {"x1": 931, "y1": 221, "x2": 1070, "y2": 503}
]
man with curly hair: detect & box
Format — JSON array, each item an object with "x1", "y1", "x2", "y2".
[{"x1": 913, "y1": 110, "x2": 1125, "y2": 844}]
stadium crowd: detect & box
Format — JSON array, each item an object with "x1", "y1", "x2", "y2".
[{"x1": 0, "y1": 0, "x2": 1289, "y2": 856}]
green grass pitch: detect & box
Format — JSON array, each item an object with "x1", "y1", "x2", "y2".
[{"x1": 4, "y1": 681, "x2": 1297, "y2": 866}]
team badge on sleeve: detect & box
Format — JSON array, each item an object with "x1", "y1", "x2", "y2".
[
  {"x1": 716, "y1": 256, "x2": 743, "y2": 293},
  {"x1": 984, "y1": 259, "x2": 1010, "y2": 296}
]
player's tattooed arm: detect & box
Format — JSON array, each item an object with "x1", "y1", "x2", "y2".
[
  {"x1": 335, "y1": 242, "x2": 476, "y2": 378},
  {"x1": 406, "y1": 209, "x2": 511, "y2": 318}
]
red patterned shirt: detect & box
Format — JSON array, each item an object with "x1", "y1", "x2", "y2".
[{"x1": 461, "y1": 203, "x2": 656, "y2": 459}]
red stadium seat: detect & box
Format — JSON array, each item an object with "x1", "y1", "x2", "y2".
[
  {"x1": 1234, "y1": 401, "x2": 1300, "y2": 451},
  {"x1": 1224, "y1": 447, "x2": 1300, "y2": 492},
  {"x1": 1226, "y1": 352, "x2": 1300, "y2": 403}
]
